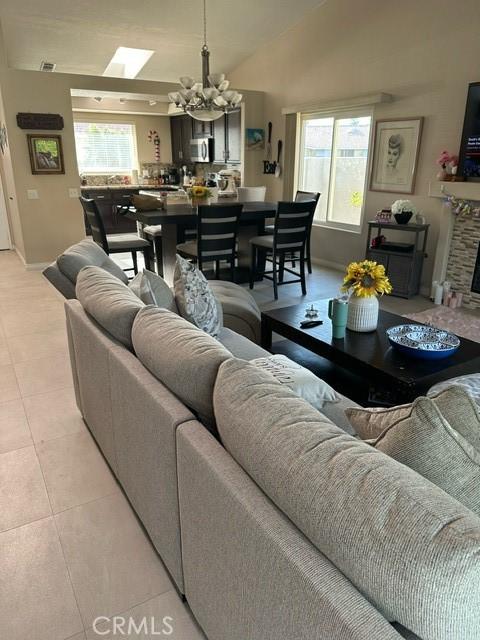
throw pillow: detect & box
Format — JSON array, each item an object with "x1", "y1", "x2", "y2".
[
  {"x1": 345, "y1": 402, "x2": 413, "y2": 440},
  {"x1": 428, "y1": 373, "x2": 480, "y2": 408},
  {"x1": 374, "y1": 390, "x2": 480, "y2": 516},
  {"x1": 174, "y1": 254, "x2": 222, "y2": 337},
  {"x1": 250, "y1": 354, "x2": 338, "y2": 411},
  {"x1": 129, "y1": 269, "x2": 178, "y2": 312}
]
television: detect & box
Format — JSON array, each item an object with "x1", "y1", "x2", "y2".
[{"x1": 458, "y1": 82, "x2": 480, "y2": 180}]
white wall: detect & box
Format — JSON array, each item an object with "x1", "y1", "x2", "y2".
[{"x1": 229, "y1": 0, "x2": 480, "y2": 288}]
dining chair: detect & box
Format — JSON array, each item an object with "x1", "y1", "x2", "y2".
[
  {"x1": 249, "y1": 199, "x2": 317, "y2": 299},
  {"x1": 79, "y1": 197, "x2": 152, "y2": 276},
  {"x1": 176, "y1": 203, "x2": 243, "y2": 281},
  {"x1": 237, "y1": 186, "x2": 267, "y2": 203},
  {"x1": 264, "y1": 190, "x2": 320, "y2": 274}
]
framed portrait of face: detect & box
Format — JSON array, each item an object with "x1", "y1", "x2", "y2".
[
  {"x1": 369, "y1": 118, "x2": 423, "y2": 194},
  {"x1": 27, "y1": 134, "x2": 65, "y2": 175}
]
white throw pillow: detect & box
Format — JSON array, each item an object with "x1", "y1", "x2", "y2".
[
  {"x1": 174, "y1": 255, "x2": 222, "y2": 337},
  {"x1": 129, "y1": 269, "x2": 178, "y2": 313},
  {"x1": 250, "y1": 354, "x2": 339, "y2": 411}
]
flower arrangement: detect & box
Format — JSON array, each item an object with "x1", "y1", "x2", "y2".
[
  {"x1": 342, "y1": 260, "x2": 392, "y2": 298},
  {"x1": 391, "y1": 199, "x2": 417, "y2": 215},
  {"x1": 187, "y1": 185, "x2": 212, "y2": 199},
  {"x1": 437, "y1": 150, "x2": 458, "y2": 172}
]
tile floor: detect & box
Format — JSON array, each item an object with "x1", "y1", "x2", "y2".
[
  {"x1": 0, "y1": 249, "x2": 205, "y2": 640},
  {"x1": 0, "y1": 247, "x2": 432, "y2": 640}
]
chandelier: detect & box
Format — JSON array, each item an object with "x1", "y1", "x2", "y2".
[{"x1": 168, "y1": 0, "x2": 242, "y2": 122}]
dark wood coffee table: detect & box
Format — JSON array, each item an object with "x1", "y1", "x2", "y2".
[{"x1": 261, "y1": 299, "x2": 480, "y2": 405}]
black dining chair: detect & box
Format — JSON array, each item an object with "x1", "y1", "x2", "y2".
[
  {"x1": 249, "y1": 199, "x2": 317, "y2": 299},
  {"x1": 176, "y1": 203, "x2": 243, "y2": 281},
  {"x1": 264, "y1": 190, "x2": 320, "y2": 274},
  {"x1": 80, "y1": 197, "x2": 153, "y2": 276}
]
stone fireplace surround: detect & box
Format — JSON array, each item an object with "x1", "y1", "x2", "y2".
[{"x1": 430, "y1": 181, "x2": 480, "y2": 310}]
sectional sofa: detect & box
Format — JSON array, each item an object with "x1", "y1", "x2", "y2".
[{"x1": 45, "y1": 242, "x2": 480, "y2": 640}]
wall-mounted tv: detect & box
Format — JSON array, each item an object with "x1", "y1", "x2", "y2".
[{"x1": 458, "y1": 82, "x2": 480, "y2": 180}]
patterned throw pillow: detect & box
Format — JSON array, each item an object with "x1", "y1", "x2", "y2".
[
  {"x1": 250, "y1": 354, "x2": 339, "y2": 411},
  {"x1": 173, "y1": 255, "x2": 222, "y2": 337},
  {"x1": 428, "y1": 374, "x2": 480, "y2": 407}
]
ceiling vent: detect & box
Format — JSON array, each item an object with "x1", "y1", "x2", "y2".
[{"x1": 40, "y1": 61, "x2": 56, "y2": 72}]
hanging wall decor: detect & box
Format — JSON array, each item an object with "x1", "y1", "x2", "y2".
[
  {"x1": 27, "y1": 134, "x2": 65, "y2": 174},
  {"x1": 148, "y1": 130, "x2": 160, "y2": 162}
]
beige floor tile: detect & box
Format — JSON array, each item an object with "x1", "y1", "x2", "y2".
[
  {"x1": 0, "y1": 517, "x2": 83, "y2": 640},
  {"x1": 37, "y1": 431, "x2": 119, "y2": 513},
  {"x1": 56, "y1": 493, "x2": 173, "y2": 628},
  {"x1": 0, "y1": 445, "x2": 51, "y2": 532},
  {"x1": 14, "y1": 355, "x2": 73, "y2": 397},
  {"x1": 66, "y1": 634, "x2": 87, "y2": 640},
  {"x1": 0, "y1": 363, "x2": 20, "y2": 402},
  {"x1": 23, "y1": 386, "x2": 85, "y2": 443},
  {"x1": 7, "y1": 329, "x2": 69, "y2": 363},
  {"x1": 0, "y1": 282, "x2": 60, "y2": 303},
  {"x1": 85, "y1": 591, "x2": 206, "y2": 639},
  {"x1": 0, "y1": 399, "x2": 32, "y2": 454},
  {"x1": 0, "y1": 295, "x2": 65, "y2": 315},
  {"x1": 1, "y1": 306, "x2": 66, "y2": 338},
  {"x1": 0, "y1": 270, "x2": 44, "y2": 288}
]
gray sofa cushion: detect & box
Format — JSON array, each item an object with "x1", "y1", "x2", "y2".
[
  {"x1": 213, "y1": 358, "x2": 480, "y2": 640},
  {"x1": 217, "y1": 327, "x2": 270, "y2": 360},
  {"x1": 43, "y1": 262, "x2": 76, "y2": 298},
  {"x1": 57, "y1": 239, "x2": 128, "y2": 284},
  {"x1": 209, "y1": 280, "x2": 261, "y2": 343},
  {"x1": 76, "y1": 266, "x2": 144, "y2": 349},
  {"x1": 132, "y1": 306, "x2": 231, "y2": 425}
]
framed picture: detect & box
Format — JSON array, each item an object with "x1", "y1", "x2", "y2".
[
  {"x1": 369, "y1": 117, "x2": 423, "y2": 194},
  {"x1": 27, "y1": 134, "x2": 65, "y2": 174},
  {"x1": 245, "y1": 128, "x2": 265, "y2": 150},
  {"x1": 0, "y1": 123, "x2": 7, "y2": 155}
]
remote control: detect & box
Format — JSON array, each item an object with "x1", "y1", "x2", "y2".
[{"x1": 300, "y1": 319, "x2": 323, "y2": 329}]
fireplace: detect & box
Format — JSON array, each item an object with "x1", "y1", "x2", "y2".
[{"x1": 472, "y1": 242, "x2": 480, "y2": 294}]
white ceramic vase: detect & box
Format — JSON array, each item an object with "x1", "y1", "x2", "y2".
[{"x1": 347, "y1": 295, "x2": 379, "y2": 332}]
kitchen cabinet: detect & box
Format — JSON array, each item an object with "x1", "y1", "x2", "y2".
[
  {"x1": 192, "y1": 119, "x2": 213, "y2": 138},
  {"x1": 170, "y1": 115, "x2": 194, "y2": 163},
  {"x1": 212, "y1": 109, "x2": 241, "y2": 164}
]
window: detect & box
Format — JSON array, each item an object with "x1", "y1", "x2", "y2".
[
  {"x1": 73, "y1": 121, "x2": 137, "y2": 173},
  {"x1": 297, "y1": 110, "x2": 372, "y2": 231}
]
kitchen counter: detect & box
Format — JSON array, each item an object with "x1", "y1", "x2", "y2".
[{"x1": 80, "y1": 185, "x2": 180, "y2": 191}]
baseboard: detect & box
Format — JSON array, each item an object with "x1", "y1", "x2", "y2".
[
  {"x1": 13, "y1": 246, "x2": 50, "y2": 271},
  {"x1": 310, "y1": 257, "x2": 345, "y2": 273}
]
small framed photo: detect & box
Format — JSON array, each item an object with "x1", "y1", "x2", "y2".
[
  {"x1": 369, "y1": 117, "x2": 423, "y2": 194},
  {"x1": 27, "y1": 134, "x2": 65, "y2": 174},
  {"x1": 245, "y1": 128, "x2": 265, "y2": 150}
]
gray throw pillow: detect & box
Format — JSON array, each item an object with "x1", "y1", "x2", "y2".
[
  {"x1": 76, "y1": 266, "x2": 144, "y2": 349},
  {"x1": 173, "y1": 254, "x2": 222, "y2": 337},
  {"x1": 374, "y1": 389, "x2": 480, "y2": 516},
  {"x1": 346, "y1": 402, "x2": 413, "y2": 440},
  {"x1": 129, "y1": 269, "x2": 178, "y2": 313}
]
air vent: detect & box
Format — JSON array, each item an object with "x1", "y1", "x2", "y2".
[{"x1": 40, "y1": 61, "x2": 56, "y2": 72}]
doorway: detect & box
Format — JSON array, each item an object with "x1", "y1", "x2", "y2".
[{"x1": 0, "y1": 175, "x2": 11, "y2": 250}]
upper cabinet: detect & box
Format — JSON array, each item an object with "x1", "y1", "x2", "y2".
[
  {"x1": 170, "y1": 115, "x2": 194, "y2": 164},
  {"x1": 212, "y1": 109, "x2": 241, "y2": 164},
  {"x1": 192, "y1": 119, "x2": 213, "y2": 138}
]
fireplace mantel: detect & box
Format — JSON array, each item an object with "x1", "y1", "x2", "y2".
[
  {"x1": 429, "y1": 181, "x2": 480, "y2": 290},
  {"x1": 429, "y1": 180, "x2": 480, "y2": 201}
]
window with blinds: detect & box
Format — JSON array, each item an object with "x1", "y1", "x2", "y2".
[{"x1": 73, "y1": 122, "x2": 137, "y2": 173}]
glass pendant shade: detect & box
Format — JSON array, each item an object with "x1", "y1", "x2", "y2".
[{"x1": 190, "y1": 109, "x2": 225, "y2": 122}]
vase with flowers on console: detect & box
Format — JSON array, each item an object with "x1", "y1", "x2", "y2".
[
  {"x1": 187, "y1": 185, "x2": 211, "y2": 207},
  {"x1": 342, "y1": 260, "x2": 392, "y2": 332}
]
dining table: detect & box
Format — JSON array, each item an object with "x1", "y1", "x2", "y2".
[{"x1": 127, "y1": 200, "x2": 278, "y2": 285}]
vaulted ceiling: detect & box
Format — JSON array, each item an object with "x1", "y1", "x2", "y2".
[{"x1": 0, "y1": 0, "x2": 325, "y2": 82}]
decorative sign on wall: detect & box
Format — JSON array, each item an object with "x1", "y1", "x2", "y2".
[
  {"x1": 27, "y1": 134, "x2": 65, "y2": 175},
  {"x1": 148, "y1": 130, "x2": 160, "y2": 162},
  {"x1": 16, "y1": 112, "x2": 64, "y2": 130},
  {"x1": 246, "y1": 128, "x2": 265, "y2": 150}
]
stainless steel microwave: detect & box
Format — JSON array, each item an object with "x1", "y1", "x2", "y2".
[{"x1": 190, "y1": 137, "x2": 213, "y2": 163}]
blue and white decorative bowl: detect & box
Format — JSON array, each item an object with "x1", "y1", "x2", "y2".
[{"x1": 387, "y1": 324, "x2": 460, "y2": 360}]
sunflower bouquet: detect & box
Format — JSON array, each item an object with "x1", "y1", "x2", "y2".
[
  {"x1": 341, "y1": 260, "x2": 392, "y2": 298},
  {"x1": 187, "y1": 185, "x2": 212, "y2": 199}
]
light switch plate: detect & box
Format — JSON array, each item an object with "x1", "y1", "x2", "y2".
[
  {"x1": 69, "y1": 188, "x2": 80, "y2": 198},
  {"x1": 27, "y1": 189, "x2": 39, "y2": 200}
]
